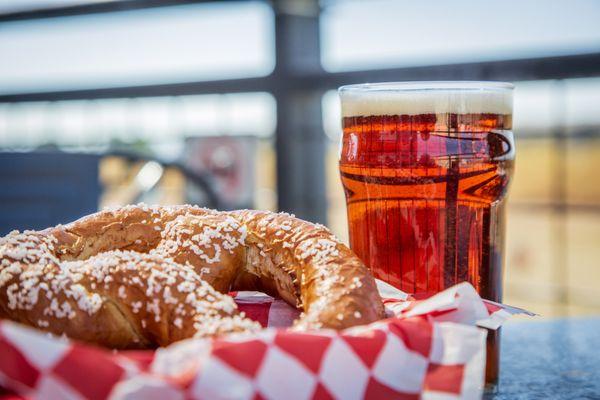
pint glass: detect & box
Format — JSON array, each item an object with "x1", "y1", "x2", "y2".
[{"x1": 338, "y1": 82, "x2": 514, "y2": 386}]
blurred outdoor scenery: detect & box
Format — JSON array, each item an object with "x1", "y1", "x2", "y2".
[{"x1": 0, "y1": 0, "x2": 599, "y2": 318}]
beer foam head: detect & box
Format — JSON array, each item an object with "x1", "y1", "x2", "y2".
[{"x1": 339, "y1": 81, "x2": 513, "y2": 117}]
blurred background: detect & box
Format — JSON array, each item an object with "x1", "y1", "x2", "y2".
[{"x1": 0, "y1": 0, "x2": 599, "y2": 317}]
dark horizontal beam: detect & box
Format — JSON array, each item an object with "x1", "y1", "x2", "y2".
[
  {"x1": 316, "y1": 52, "x2": 600, "y2": 88},
  {"x1": 0, "y1": 0, "x2": 220, "y2": 23},
  {"x1": 1, "y1": 52, "x2": 599, "y2": 103},
  {"x1": 0, "y1": 76, "x2": 273, "y2": 102}
]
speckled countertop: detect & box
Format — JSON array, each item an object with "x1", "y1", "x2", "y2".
[{"x1": 485, "y1": 317, "x2": 600, "y2": 399}]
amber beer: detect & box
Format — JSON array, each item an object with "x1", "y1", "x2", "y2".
[{"x1": 338, "y1": 82, "x2": 514, "y2": 386}]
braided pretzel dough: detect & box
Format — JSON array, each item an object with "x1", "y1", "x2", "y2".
[{"x1": 0, "y1": 205, "x2": 384, "y2": 348}]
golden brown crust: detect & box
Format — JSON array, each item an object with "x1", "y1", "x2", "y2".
[
  {"x1": 229, "y1": 210, "x2": 384, "y2": 330},
  {"x1": 0, "y1": 244, "x2": 258, "y2": 349},
  {"x1": 0, "y1": 204, "x2": 384, "y2": 348}
]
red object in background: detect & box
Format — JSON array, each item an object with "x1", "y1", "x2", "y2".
[
  {"x1": 183, "y1": 136, "x2": 257, "y2": 208},
  {"x1": 339, "y1": 112, "x2": 515, "y2": 386}
]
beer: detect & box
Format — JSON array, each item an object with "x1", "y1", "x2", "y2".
[{"x1": 338, "y1": 82, "x2": 514, "y2": 386}]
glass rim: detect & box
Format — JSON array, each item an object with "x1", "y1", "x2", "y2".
[{"x1": 338, "y1": 81, "x2": 514, "y2": 93}]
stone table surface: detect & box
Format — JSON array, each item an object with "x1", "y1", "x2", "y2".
[{"x1": 485, "y1": 317, "x2": 600, "y2": 399}]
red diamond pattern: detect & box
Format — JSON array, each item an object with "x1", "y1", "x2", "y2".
[
  {"x1": 0, "y1": 336, "x2": 40, "y2": 389},
  {"x1": 423, "y1": 363, "x2": 465, "y2": 394},
  {"x1": 52, "y1": 346, "x2": 124, "y2": 400},
  {"x1": 274, "y1": 332, "x2": 332, "y2": 373},
  {"x1": 364, "y1": 377, "x2": 420, "y2": 400},
  {"x1": 253, "y1": 391, "x2": 267, "y2": 400},
  {"x1": 342, "y1": 330, "x2": 387, "y2": 368},
  {"x1": 212, "y1": 339, "x2": 268, "y2": 378},
  {"x1": 312, "y1": 381, "x2": 335, "y2": 400},
  {"x1": 0, "y1": 285, "x2": 520, "y2": 399},
  {"x1": 388, "y1": 317, "x2": 433, "y2": 358}
]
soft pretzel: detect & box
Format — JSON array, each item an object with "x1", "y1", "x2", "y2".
[
  {"x1": 0, "y1": 234, "x2": 259, "y2": 349},
  {"x1": 157, "y1": 209, "x2": 385, "y2": 330},
  {"x1": 0, "y1": 205, "x2": 384, "y2": 348}
]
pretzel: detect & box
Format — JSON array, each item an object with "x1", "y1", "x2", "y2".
[{"x1": 0, "y1": 205, "x2": 384, "y2": 348}]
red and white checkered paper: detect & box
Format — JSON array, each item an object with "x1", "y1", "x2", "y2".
[{"x1": 0, "y1": 281, "x2": 531, "y2": 400}]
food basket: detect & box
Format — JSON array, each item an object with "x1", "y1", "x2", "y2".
[{"x1": 0, "y1": 281, "x2": 528, "y2": 400}]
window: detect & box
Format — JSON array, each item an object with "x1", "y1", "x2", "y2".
[
  {"x1": 321, "y1": 0, "x2": 600, "y2": 71},
  {"x1": 0, "y1": 1, "x2": 274, "y2": 93}
]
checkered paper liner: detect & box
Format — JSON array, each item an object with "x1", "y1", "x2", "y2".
[{"x1": 0, "y1": 281, "x2": 531, "y2": 400}]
